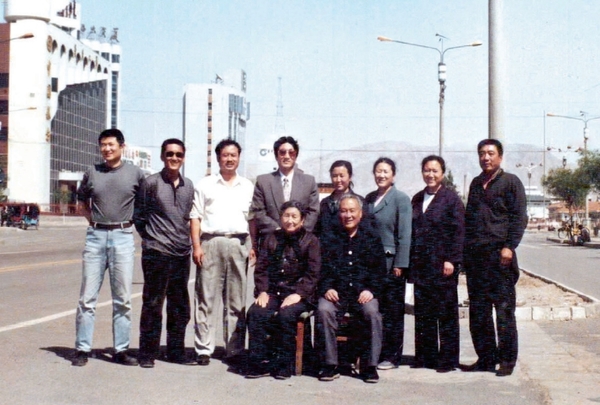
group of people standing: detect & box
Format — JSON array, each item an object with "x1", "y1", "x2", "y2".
[{"x1": 70, "y1": 129, "x2": 527, "y2": 385}]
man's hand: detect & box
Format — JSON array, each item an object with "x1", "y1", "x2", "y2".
[
  {"x1": 357, "y1": 290, "x2": 373, "y2": 304},
  {"x1": 393, "y1": 267, "x2": 403, "y2": 277},
  {"x1": 500, "y1": 247, "x2": 513, "y2": 267},
  {"x1": 192, "y1": 245, "x2": 205, "y2": 267},
  {"x1": 324, "y1": 289, "x2": 339, "y2": 303},
  {"x1": 281, "y1": 293, "x2": 301, "y2": 308},
  {"x1": 249, "y1": 248, "x2": 257, "y2": 265},
  {"x1": 255, "y1": 292, "x2": 269, "y2": 308},
  {"x1": 442, "y1": 261, "x2": 455, "y2": 277}
]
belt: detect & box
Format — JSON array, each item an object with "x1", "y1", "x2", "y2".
[
  {"x1": 201, "y1": 232, "x2": 248, "y2": 240},
  {"x1": 91, "y1": 222, "x2": 133, "y2": 230}
]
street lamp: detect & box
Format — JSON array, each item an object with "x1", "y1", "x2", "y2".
[
  {"x1": 377, "y1": 34, "x2": 482, "y2": 156},
  {"x1": 547, "y1": 111, "x2": 600, "y2": 226},
  {"x1": 516, "y1": 162, "x2": 543, "y2": 219},
  {"x1": 0, "y1": 33, "x2": 34, "y2": 44}
]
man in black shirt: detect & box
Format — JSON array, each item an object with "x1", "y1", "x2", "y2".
[
  {"x1": 463, "y1": 139, "x2": 527, "y2": 377},
  {"x1": 134, "y1": 138, "x2": 195, "y2": 368}
]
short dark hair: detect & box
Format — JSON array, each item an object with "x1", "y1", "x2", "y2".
[
  {"x1": 279, "y1": 200, "x2": 307, "y2": 219},
  {"x1": 215, "y1": 138, "x2": 242, "y2": 157},
  {"x1": 161, "y1": 138, "x2": 186, "y2": 156},
  {"x1": 98, "y1": 128, "x2": 125, "y2": 146},
  {"x1": 477, "y1": 139, "x2": 504, "y2": 156},
  {"x1": 273, "y1": 136, "x2": 299, "y2": 158},
  {"x1": 421, "y1": 155, "x2": 446, "y2": 174},
  {"x1": 373, "y1": 157, "x2": 396, "y2": 175}
]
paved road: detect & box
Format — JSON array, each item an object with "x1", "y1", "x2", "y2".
[
  {"x1": 1, "y1": 222, "x2": 600, "y2": 404},
  {"x1": 518, "y1": 231, "x2": 600, "y2": 300}
]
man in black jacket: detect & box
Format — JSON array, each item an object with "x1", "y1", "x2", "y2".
[
  {"x1": 317, "y1": 194, "x2": 386, "y2": 384},
  {"x1": 463, "y1": 139, "x2": 527, "y2": 377}
]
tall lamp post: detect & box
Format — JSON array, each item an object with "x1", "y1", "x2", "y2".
[
  {"x1": 547, "y1": 111, "x2": 600, "y2": 226},
  {"x1": 0, "y1": 33, "x2": 34, "y2": 44},
  {"x1": 516, "y1": 163, "x2": 543, "y2": 220},
  {"x1": 377, "y1": 35, "x2": 482, "y2": 156}
]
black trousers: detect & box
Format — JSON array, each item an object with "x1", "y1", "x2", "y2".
[
  {"x1": 465, "y1": 244, "x2": 519, "y2": 366},
  {"x1": 139, "y1": 250, "x2": 191, "y2": 360},
  {"x1": 380, "y1": 274, "x2": 406, "y2": 364},
  {"x1": 247, "y1": 295, "x2": 308, "y2": 369},
  {"x1": 414, "y1": 281, "x2": 459, "y2": 369}
]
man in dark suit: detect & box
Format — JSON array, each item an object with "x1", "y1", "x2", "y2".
[
  {"x1": 463, "y1": 139, "x2": 527, "y2": 377},
  {"x1": 250, "y1": 136, "x2": 319, "y2": 252},
  {"x1": 317, "y1": 194, "x2": 385, "y2": 384}
]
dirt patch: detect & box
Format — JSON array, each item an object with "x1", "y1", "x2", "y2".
[{"x1": 457, "y1": 272, "x2": 590, "y2": 308}]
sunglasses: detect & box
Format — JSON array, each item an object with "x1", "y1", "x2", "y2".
[
  {"x1": 165, "y1": 151, "x2": 185, "y2": 158},
  {"x1": 278, "y1": 149, "x2": 297, "y2": 157}
]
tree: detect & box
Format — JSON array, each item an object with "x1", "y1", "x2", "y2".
[
  {"x1": 542, "y1": 166, "x2": 589, "y2": 223},
  {"x1": 579, "y1": 150, "x2": 600, "y2": 191},
  {"x1": 443, "y1": 169, "x2": 459, "y2": 195}
]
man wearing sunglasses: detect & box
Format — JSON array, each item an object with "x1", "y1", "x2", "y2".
[
  {"x1": 250, "y1": 136, "x2": 319, "y2": 253},
  {"x1": 134, "y1": 138, "x2": 195, "y2": 368}
]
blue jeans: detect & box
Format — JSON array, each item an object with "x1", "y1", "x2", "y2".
[{"x1": 75, "y1": 226, "x2": 135, "y2": 352}]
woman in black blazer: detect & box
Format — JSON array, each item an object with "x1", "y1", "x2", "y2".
[{"x1": 410, "y1": 155, "x2": 465, "y2": 372}]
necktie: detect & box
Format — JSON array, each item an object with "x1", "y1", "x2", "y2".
[{"x1": 283, "y1": 177, "x2": 291, "y2": 202}]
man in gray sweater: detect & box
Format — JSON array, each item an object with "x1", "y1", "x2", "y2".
[{"x1": 72, "y1": 129, "x2": 144, "y2": 367}]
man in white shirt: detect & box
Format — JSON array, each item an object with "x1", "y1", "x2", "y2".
[{"x1": 190, "y1": 139, "x2": 254, "y2": 367}]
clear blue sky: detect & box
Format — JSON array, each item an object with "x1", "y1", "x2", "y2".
[{"x1": 71, "y1": 1, "x2": 600, "y2": 171}]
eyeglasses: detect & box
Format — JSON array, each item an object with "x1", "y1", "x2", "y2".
[
  {"x1": 278, "y1": 149, "x2": 297, "y2": 157},
  {"x1": 165, "y1": 151, "x2": 185, "y2": 158}
]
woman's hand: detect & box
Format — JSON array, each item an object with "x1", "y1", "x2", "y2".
[
  {"x1": 255, "y1": 292, "x2": 269, "y2": 308},
  {"x1": 442, "y1": 261, "x2": 454, "y2": 277}
]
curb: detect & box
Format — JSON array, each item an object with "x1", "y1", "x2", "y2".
[
  {"x1": 517, "y1": 267, "x2": 600, "y2": 321},
  {"x1": 546, "y1": 236, "x2": 600, "y2": 249}
]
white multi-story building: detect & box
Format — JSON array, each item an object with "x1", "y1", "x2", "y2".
[
  {"x1": 0, "y1": 0, "x2": 121, "y2": 207},
  {"x1": 183, "y1": 69, "x2": 250, "y2": 181}
]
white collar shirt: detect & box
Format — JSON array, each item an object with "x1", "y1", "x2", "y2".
[{"x1": 190, "y1": 172, "x2": 254, "y2": 234}]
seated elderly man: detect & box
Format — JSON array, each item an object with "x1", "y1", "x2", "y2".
[{"x1": 317, "y1": 194, "x2": 386, "y2": 383}]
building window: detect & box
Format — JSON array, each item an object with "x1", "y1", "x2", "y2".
[
  {"x1": 101, "y1": 52, "x2": 109, "y2": 60},
  {"x1": 52, "y1": 77, "x2": 59, "y2": 92},
  {"x1": 208, "y1": 89, "x2": 212, "y2": 95},
  {"x1": 111, "y1": 54, "x2": 120, "y2": 63},
  {"x1": 0, "y1": 100, "x2": 8, "y2": 114},
  {"x1": 208, "y1": 103, "x2": 212, "y2": 110},
  {"x1": 0, "y1": 73, "x2": 8, "y2": 88}
]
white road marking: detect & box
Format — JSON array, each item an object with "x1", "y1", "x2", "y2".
[{"x1": 0, "y1": 278, "x2": 196, "y2": 334}]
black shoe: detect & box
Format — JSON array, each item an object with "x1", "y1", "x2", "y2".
[
  {"x1": 274, "y1": 366, "x2": 292, "y2": 380},
  {"x1": 436, "y1": 366, "x2": 455, "y2": 373},
  {"x1": 114, "y1": 351, "x2": 139, "y2": 366},
  {"x1": 71, "y1": 350, "x2": 89, "y2": 367},
  {"x1": 318, "y1": 365, "x2": 340, "y2": 381},
  {"x1": 246, "y1": 364, "x2": 270, "y2": 379},
  {"x1": 461, "y1": 361, "x2": 496, "y2": 373},
  {"x1": 139, "y1": 358, "x2": 155, "y2": 368},
  {"x1": 496, "y1": 363, "x2": 514, "y2": 377},
  {"x1": 165, "y1": 352, "x2": 193, "y2": 365},
  {"x1": 197, "y1": 354, "x2": 210, "y2": 366},
  {"x1": 361, "y1": 366, "x2": 379, "y2": 383}
]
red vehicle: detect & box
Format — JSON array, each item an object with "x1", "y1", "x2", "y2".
[{"x1": 0, "y1": 203, "x2": 40, "y2": 230}]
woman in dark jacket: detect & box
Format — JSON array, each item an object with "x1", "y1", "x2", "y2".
[
  {"x1": 315, "y1": 160, "x2": 363, "y2": 238},
  {"x1": 410, "y1": 155, "x2": 465, "y2": 372},
  {"x1": 246, "y1": 200, "x2": 321, "y2": 380}
]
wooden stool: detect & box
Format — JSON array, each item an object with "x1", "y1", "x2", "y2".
[{"x1": 294, "y1": 310, "x2": 314, "y2": 375}]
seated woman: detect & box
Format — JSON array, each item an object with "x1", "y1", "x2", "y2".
[{"x1": 246, "y1": 200, "x2": 321, "y2": 380}]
